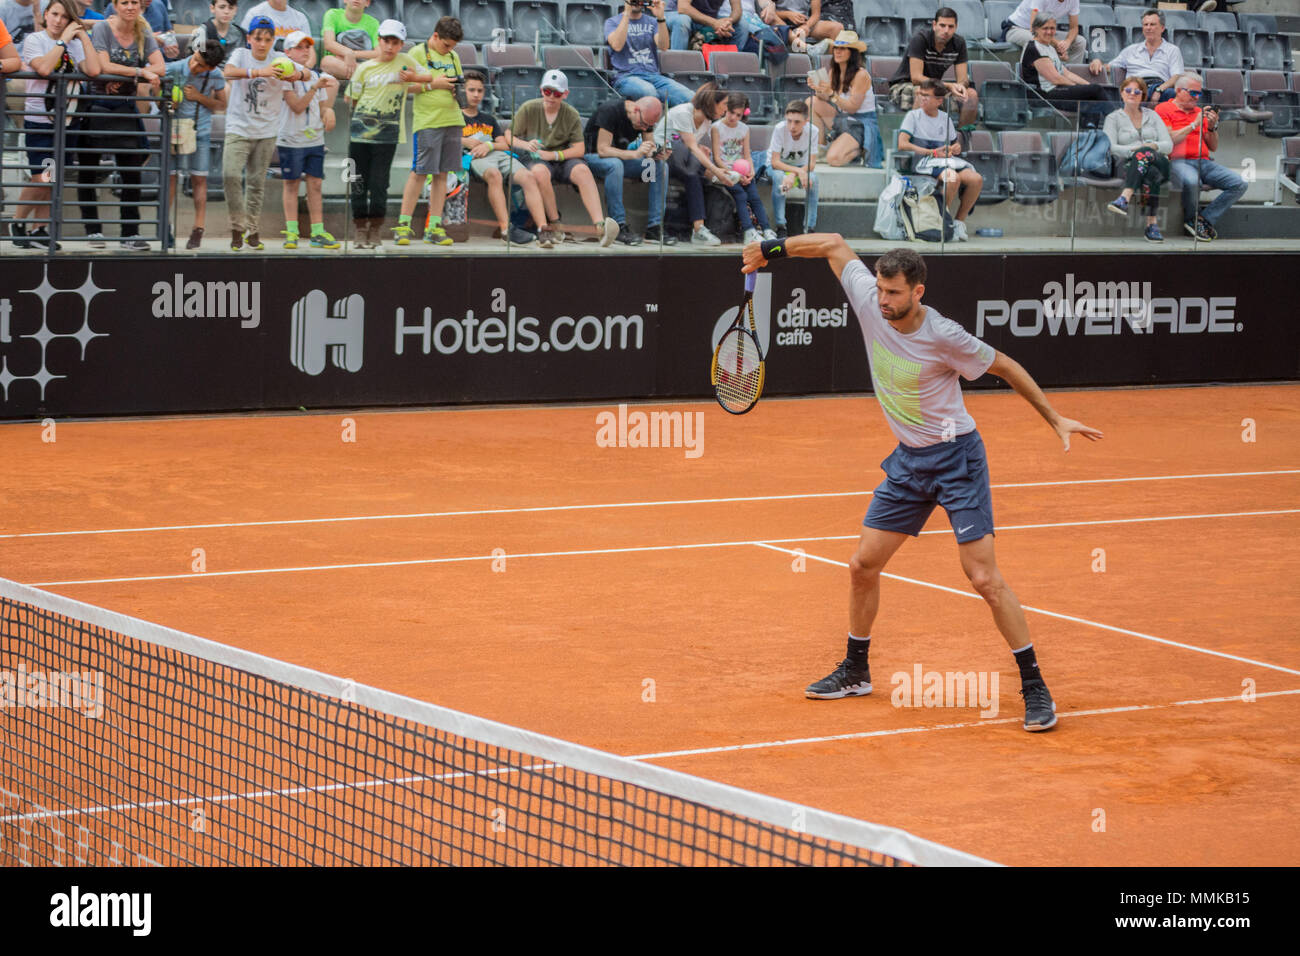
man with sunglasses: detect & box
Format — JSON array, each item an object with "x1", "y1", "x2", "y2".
[{"x1": 1156, "y1": 72, "x2": 1246, "y2": 242}]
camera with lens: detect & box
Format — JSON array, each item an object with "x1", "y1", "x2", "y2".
[{"x1": 629, "y1": 0, "x2": 647, "y2": 8}]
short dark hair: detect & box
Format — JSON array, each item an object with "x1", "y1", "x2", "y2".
[
  {"x1": 784, "y1": 99, "x2": 808, "y2": 117},
  {"x1": 463, "y1": 69, "x2": 487, "y2": 86},
  {"x1": 1142, "y1": 8, "x2": 1165, "y2": 26},
  {"x1": 435, "y1": 16, "x2": 463, "y2": 42},
  {"x1": 875, "y1": 248, "x2": 927, "y2": 287},
  {"x1": 918, "y1": 78, "x2": 947, "y2": 97},
  {"x1": 197, "y1": 43, "x2": 226, "y2": 68},
  {"x1": 934, "y1": 6, "x2": 958, "y2": 24},
  {"x1": 725, "y1": 91, "x2": 749, "y2": 112}
]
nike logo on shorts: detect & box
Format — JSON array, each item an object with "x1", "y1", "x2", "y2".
[{"x1": 958, "y1": 524, "x2": 974, "y2": 535}]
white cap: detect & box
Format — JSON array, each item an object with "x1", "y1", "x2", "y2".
[
  {"x1": 284, "y1": 30, "x2": 314, "y2": 49},
  {"x1": 540, "y1": 69, "x2": 568, "y2": 94},
  {"x1": 378, "y1": 19, "x2": 407, "y2": 41}
]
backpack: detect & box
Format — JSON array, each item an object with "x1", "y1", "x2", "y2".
[
  {"x1": 899, "y1": 180, "x2": 953, "y2": 242},
  {"x1": 874, "y1": 173, "x2": 908, "y2": 240},
  {"x1": 704, "y1": 184, "x2": 742, "y2": 243},
  {"x1": 1060, "y1": 128, "x2": 1113, "y2": 179}
]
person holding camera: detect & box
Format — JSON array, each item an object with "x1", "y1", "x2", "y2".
[
  {"x1": 606, "y1": 0, "x2": 692, "y2": 108},
  {"x1": 1155, "y1": 72, "x2": 1246, "y2": 242},
  {"x1": 395, "y1": 14, "x2": 464, "y2": 246}
]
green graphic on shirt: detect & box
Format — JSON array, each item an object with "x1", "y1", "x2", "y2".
[{"x1": 871, "y1": 341, "x2": 923, "y2": 426}]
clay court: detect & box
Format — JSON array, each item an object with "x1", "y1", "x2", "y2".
[{"x1": 2, "y1": 382, "x2": 1297, "y2": 866}]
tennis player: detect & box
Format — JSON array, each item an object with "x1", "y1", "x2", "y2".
[{"x1": 742, "y1": 235, "x2": 1103, "y2": 731}]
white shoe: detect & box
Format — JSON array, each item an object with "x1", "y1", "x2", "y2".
[
  {"x1": 692, "y1": 225, "x2": 721, "y2": 246},
  {"x1": 952, "y1": 219, "x2": 969, "y2": 242},
  {"x1": 807, "y1": 39, "x2": 831, "y2": 56},
  {"x1": 762, "y1": 228, "x2": 777, "y2": 241},
  {"x1": 599, "y1": 217, "x2": 619, "y2": 247},
  {"x1": 742, "y1": 227, "x2": 762, "y2": 246},
  {"x1": 85, "y1": 232, "x2": 107, "y2": 249}
]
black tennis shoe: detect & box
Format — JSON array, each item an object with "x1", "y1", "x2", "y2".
[
  {"x1": 1020, "y1": 678, "x2": 1057, "y2": 732},
  {"x1": 805, "y1": 659, "x2": 872, "y2": 699}
]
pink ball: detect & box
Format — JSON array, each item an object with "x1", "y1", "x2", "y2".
[{"x1": 731, "y1": 159, "x2": 752, "y2": 177}]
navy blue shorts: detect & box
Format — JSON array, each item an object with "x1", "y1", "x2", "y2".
[
  {"x1": 24, "y1": 121, "x2": 54, "y2": 177},
  {"x1": 279, "y1": 145, "x2": 325, "y2": 181},
  {"x1": 863, "y1": 429, "x2": 995, "y2": 543}
]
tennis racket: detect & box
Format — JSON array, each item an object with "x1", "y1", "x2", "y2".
[{"x1": 711, "y1": 273, "x2": 765, "y2": 415}]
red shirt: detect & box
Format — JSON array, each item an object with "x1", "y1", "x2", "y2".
[{"x1": 1156, "y1": 99, "x2": 1208, "y2": 160}]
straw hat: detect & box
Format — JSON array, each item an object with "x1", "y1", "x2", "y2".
[{"x1": 832, "y1": 30, "x2": 868, "y2": 52}]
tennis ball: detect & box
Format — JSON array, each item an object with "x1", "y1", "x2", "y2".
[{"x1": 271, "y1": 56, "x2": 296, "y2": 79}]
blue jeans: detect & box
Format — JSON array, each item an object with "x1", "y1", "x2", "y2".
[
  {"x1": 733, "y1": 13, "x2": 789, "y2": 66},
  {"x1": 771, "y1": 170, "x2": 818, "y2": 230},
  {"x1": 665, "y1": 11, "x2": 692, "y2": 49},
  {"x1": 585, "y1": 154, "x2": 667, "y2": 228},
  {"x1": 1169, "y1": 158, "x2": 1247, "y2": 227},
  {"x1": 613, "y1": 72, "x2": 693, "y2": 108},
  {"x1": 726, "y1": 179, "x2": 771, "y2": 231}
]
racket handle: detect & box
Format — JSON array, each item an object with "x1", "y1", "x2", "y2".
[{"x1": 744, "y1": 273, "x2": 757, "y2": 293}]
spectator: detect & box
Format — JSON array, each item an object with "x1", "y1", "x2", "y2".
[
  {"x1": 606, "y1": 0, "x2": 691, "y2": 108},
  {"x1": 583, "y1": 93, "x2": 674, "y2": 246},
  {"x1": 1, "y1": 0, "x2": 36, "y2": 48},
  {"x1": 460, "y1": 69, "x2": 543, "y2": 245},
  {"x1": 165, "y1": 30, "x2": 226, "y2": 250},
  {"x1": 888, "y1": 6, "x2": 978, "y2": 131},
  {"x1": 767, "y1": 97, "x2": 817, "y2": 240},
  {"x1": 277, "y1": 30, "x2": 338, "y2": 248},
  {"x1": 70, "y1": 0, "x2": 102, "y2": 20},
  {"x1": 320, "y1": 0, "x2": 378, "y2": 81},
  {"x1": 11, "y1": 0, "x2": 99, "y2": 250},
  {"x1": 1019, "y1": 14, "x2": 1117, "y2": 127},
  {"x1": 222, "y1": 13, "x2": 307, "y2": 250},
  {"x1": 1103, "y1": 76, "x2": 1172, "y2": 243},
  {"x1": 711, "y1": 90, "x2": 773, "y2": 244},
  {"x1": 676, "y1": 0, "x2": 738, "y2": 48},
  {"x1": 1091, "y1": 9, "x2": 1184, "y2": 104},
  {"x1": 1156, "y1": 71, "x2": 1245, "y2": 242},
  {"x1": 896, "y1": 79, "x2": 982, "y2": 241},
  {"x1": 662, "y1": 79, "x2": 728, "y2": 244},
  {"x1": 807, "y1": 30, "x2": 880, "y2": 168},
  {"x1": 241, "y1": 0, "x2": 308, "y2": 48},
  {"x1": 343, "y1": 17, "x2": 418, "y2": 247},
  {"x1": 722, "y1": 0, "x2": 787, "y2": 67},
  {"x1": 140, "y1": 0, "x2": 177, "y2": 58},
  {"x1": 199, "y1": 0, "x2": 243, "y2": 66},
  {"x1": 395, "y1": 15, "x2": 466, "y2": 246},
  {"x1": 81, "y1": 0, "x2": 164, "y2": 251},
  {"x1": 509, "y1": 69, "x2": 619, "y2": 248},
  {"x1": 1002, "y1": 0, "x2": 1085, "y2": 63},
  {"x1": 660, "y1": 0, "x2": 691, "y2": 50},
  {"x1": 771, "y1": 0, "x2": 830, "y2": 55}
]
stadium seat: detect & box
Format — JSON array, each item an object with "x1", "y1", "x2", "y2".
[
  {"x1": 982, "y1": 0, "x2": 1018, "y2": 50},
  {"x1": 964, "y1": 149, "x2": 1011, "y2": 204},
  {"x1": 749, "y1": 123, "x2": 772, "y2": 163},
  {"x1": 1162, "y1": 10, "x2": 1198, "y2": 34},
  {"x1": 968, "y1": 60, "x2": 1015, "y2": 87},
  {"x1": 563, "y1": 67, "x2": 613, "y2": 115},
  {"x1": 944, "y1": 1, "x2": 988, "y2": 42},
  {"x1": 775, "y1": 74, "x2": 814, "y2": 107},
  {"x1": 1111, "y1": 0, "x2": 1147, "y2": 6},
  {"x1": 1246, "y1": 70, "x2": 1300, "y2": 137},
  {"x1": 1203, "y1": 68, "x2": 1270, "y2": 122},
  {"x1": 1210, "y1": 30, "x2": 1250, "y2": 70},
  {"x1": 1078, "y1": 3, "x2": 1116, "y2": 28},
  {"x1": 660, "y1": 49, "x2": 706, "y2": 73},
  {"x1": 1198, "y1": 11, "x2": 1240, "y2": 37},
  {"x1": 999, "y1": 131, "x2": 1059, "y2": 205},
  {"x1": 492, "y1": 65, "x2": 547, "y2": 115},
  {"x1": 563, "y1": 1, "x2": 617, "y2": 49},
  {"x1": 484, "y1": 43, "x2": 539, "y2": 68},
  {"x1": 1236, "y1": 13, "x2": 1278, "y2": 39},
  {"x1": 860, "y1": 17, "x2": 907, "y2": 57},
  {"x1": 368, "y1": 0, "x2": 397, "y2": 23},
  {"x1": 776, "y1": 54, "x2": 813, "y2": 78},
  {"x1": 711, "y1": 51, "x2": 761, "y2": 75},
  {"x1": 1170, "y1": 29, "x2": 1212, "y2": 71},
  {"x1": 980, "y1": 80, "x2": 1031, "y2": 130},
  {"x1": 1114, "y1": 7, "x2": 1146, "y2": 43},
  {"x1": 296, "y1": 0, "x2": 331, "y2": 38},
  {"x1": 1050, "y1": 130, "x2": 1123, "y2": 188},
  {"x1": 542, "y1": 46, "x2": 596, "y2": 69},
  {"x1": 1065, "y1": 63, "x2": 1116, "y2": 92},
  {"x1": 722, "y1": 74, "x2": 777, "y2": 124},
  {"x1": 512, "y1": 1, "x2": 565, "y2": 44},
  {"x1": 1088, "y1": 25, "x2": 1129, "y2": 62},
  {"x1": 406, "y1": 0, "x2": 457, "y2": 45},
  {"x1": 461, "y1": 0, "x2": 509, "y2": 44},
  {"x1": 867, "y1": 56, "x2": 901, "y2": 112},
  {"x1": 670, "y1": 71, "x2": 715, "y2": 92},
  {"x1": 1273, "y1": 136, "x2": 1300, "y2": 204},
  {"x1": 855, "y1": 0, "x2": 897, "y2": 22},
  {"x1": 1249, "y1": 34, "x2": 1293, "y2": 74},
  {"x1": 456, "y1": 42, "x2": 480, "y2": 66}
]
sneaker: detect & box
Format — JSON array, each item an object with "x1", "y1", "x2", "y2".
[
  {"x1": 283, "y1": 231, "x2": 299, "y2": 250},
  {"x1": 1198, "y1": 216, "x2": 1218, "y2": 240},
  {"x1": 692, "y1": 225, "x2": 721, "y2": 246},
  {"x1": 643, "y1": 224, "x2": 677, "y2": 246},
  {"x1": 549, "y1": 222, "x2": 567, "y2": 244},
  {"x1": 1020, "y1": 678, "x2": 1057, "y2": 732},
  {"x1": 423, "y1": 224, "x2": 453, "y2": 246},
  {"x1": 1198, "y1": 1, "x2": 1217, "y2": 12},
  {"x1": 614, "y1": 222, "x2": 641, "y2": 245},
  {"x1": 309, "y1": 231, "x2": 340, "y2": 249},
  {"x1": 775, "y1": 225, "x2": 788, "y2": 240},
  {"x1": 244, "y1": 232, "x2": 264, "y2": 251},
  {"x1": 1144, "y1": 223, "x2": 1164, "y2": 243},
  {"x1": 10, "y1": 222, "x2": 32, "y2": 249},
  {"x1": 599, "y1": 216, "x2": 620, "y2": 247},
  {"x1": 122, "y1": 238, "x2": 150, "y2": 251},
  {"x1": 805, "y1": 659, "x2": 872, "y2": 700},
  {"x1": 186, "y1": 227, "x2": 203, "y2": 250},
  {"x1": 952, "y1": 219, "x2": 969, "y2": 241},
  {"x1": 392, "y1": 224, "x2": 412, "y2": 245},
  {"x1": 538, "y1": 227, "x2": 555, "y2": 249},
  {"x1": 230, "y1": 229, "x2": 243, "y2": 251},
  {"x1": 1107, "y1": 196, "x2": 1129, "y2": 216},
  {"x1": 506, "y1": 224, "x2": 535, "y2": 245},
  {"x1": 85, "y1": 232, "x2": 107, "y2": 249},
  {"x1": 741, "y1": 227, "x2": 760, "y2": 246},
  {"x1": 762, "y1": 228, "x2": 777, "y2": 241},
  {"x1": 1190, "y1": 220, "x2": 1212, "y2": 242},
  {"x1": 28, "y1": 227, "x2": 62, "y2": 251}
]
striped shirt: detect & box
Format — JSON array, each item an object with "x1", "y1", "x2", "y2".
[{"x1": 1108, "y1": 39, "x2": 1185, "y2": 83}]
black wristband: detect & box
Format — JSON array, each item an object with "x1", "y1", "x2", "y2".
[{"x1": 760, "y1": 238, "x2": 787, "y2": 259}]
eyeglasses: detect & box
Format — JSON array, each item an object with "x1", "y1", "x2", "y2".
[
  {"x1": 1122, "y1": 87, "x2": 1142, "y2": 94},
  {"x1": 542, "y1": 88, "x2": 564, "y2": 97},
  {"x1": 1186, "y1": 90, "x2": 1203, "y2": 98}
]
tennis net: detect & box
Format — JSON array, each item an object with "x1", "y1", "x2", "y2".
[{"x1": 0, "y1": 577, "x2": 995, "y2": 867}]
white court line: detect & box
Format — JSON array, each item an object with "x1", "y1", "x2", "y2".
[
  {"x1": 627, "y1": 689, "x2": 1300, "y2": 762},
  {"x1": 4, "y1": 469, "x2": 1297, "y2": 540},
  {"x1": 752, "y1": 543, "x2": 1300, "y2": 677},
  {"x1": 28, "y1": 507, "x2": 1300, "y2": 588}
]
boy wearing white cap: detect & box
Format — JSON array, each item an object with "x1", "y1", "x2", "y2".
[
  {"x1": 510, "y1": 69, "x2": 619, "y2": 248},
  {"x1": 278, "y1": 31, "x2": 340, "y2": 248},
  {"x1": 394, "y1": 15, "x2": 465, "y2": 245}
]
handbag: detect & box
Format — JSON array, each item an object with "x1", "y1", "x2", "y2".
[
  {"x1": 171, "y1": 117, "x2": 197, "y2": 154},
  {"x1": 1060, "y1": 128, "x2": 1113, "y2": 178},
  {"x1": 899, "y1": 178, "x2": 953, "y2": 242}
]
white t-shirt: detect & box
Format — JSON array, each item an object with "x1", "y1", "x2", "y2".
[
  {"x1": 840, "y1": 260, "x2": 995, "y2": 448},
  {"x1": 899, "y1": 108, "x2": 957, "y2": 150},
  {"x1": 662, "y1": 101, "x2": 713, "y2": 144},
  {"x1": 768, "y1": 119, "x2": 819, "y2": 170},
  {"x1": 712, "y1": 119, "x2": 747, "y2": 166},
  {"x1": 1008, "y1": 0, "x2": 1080, "y2": 31},
  {"x1": 277, "y1": 71, "x2": 329, "y2": 147},
  {"x1": 225, "y1": 45, "x2": 288, "y2": 138},
  {"x1": 22, "y1": 31, "x2": 88, "y2": 122},
  {"x1": 241, "y1": 1, "x2": 311, "y2": 45}
]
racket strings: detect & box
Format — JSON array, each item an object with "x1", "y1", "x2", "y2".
[{"x1": 714, "y1": 329, "x2": 763, "y2": 413}]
